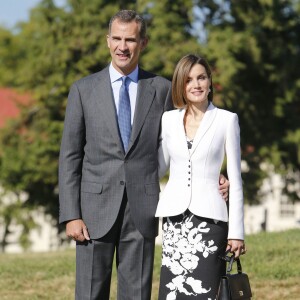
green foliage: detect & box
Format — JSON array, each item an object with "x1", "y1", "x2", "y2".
[
  {"x1": 18, "y1": 0, "x2": 118, "y2": 115},
  {"x1": 203, "y1": 0, "x2": 300, "y2": 203},
  {"x1": 139, "y1": 0, "x2": 201, "y2": 79},
  {"x1": 0, "y1": 28, "x2": 26, "y2": 87}
]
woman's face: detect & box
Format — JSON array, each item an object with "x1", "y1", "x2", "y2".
[{"x1": 185, "y1": 63, "x2": 211, "y2": 106}]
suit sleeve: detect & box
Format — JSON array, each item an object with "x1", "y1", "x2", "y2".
[
  {"x1": 158, "y1": 112, "x2": 170, "y2": 179},
  {"x1": 226, "y1": 113, "x2": 244, "y2": 240},
  {"x1": 164, "y1": 83, "x2": 174, "y2": 112},
  {"x1": 58, "y1": 82, "x2": 85, "y2": 224}
]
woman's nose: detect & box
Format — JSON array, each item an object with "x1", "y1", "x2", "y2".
[{"x1": 194, "y1": 79, "x2": 201, "y2": 87}]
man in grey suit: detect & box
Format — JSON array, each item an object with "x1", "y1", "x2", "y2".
[{"x1": 59, "y1": 9, "x2": 228, "y2": 300}]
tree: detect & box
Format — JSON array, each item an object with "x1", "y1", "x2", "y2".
[
  {"x1": 138, "y1": 0, "x2": 201, "y2": 79},
  {"x1": 202, "y1": 0, "x2": 300, "y2": 203},
  {"x1": 0, "y1": 28, "x2": 26, "y2": 87}
]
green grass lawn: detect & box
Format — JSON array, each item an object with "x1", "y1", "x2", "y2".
[{"x1": 0, "y1": 229, "x2": 299, "y2": 299}]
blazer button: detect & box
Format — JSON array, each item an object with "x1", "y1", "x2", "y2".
[
  {"x1": 188, "y1": 178, "x2": 191, "y2": 181},
  {"x1": 188, "y1": 184, "x2": 190, "y2": 187},
  {"x1": 120, "y1": 181, "x2": 125, "y2": 185}
]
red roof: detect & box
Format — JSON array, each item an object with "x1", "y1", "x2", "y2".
[{"x1": 0, "y1": 88, "x2": 31, "y2": 128}]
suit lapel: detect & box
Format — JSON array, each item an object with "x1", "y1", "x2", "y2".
[
  {"x1": 190, "y1": 103, "x2": 217, "y2": 157},
  {"x1": 177, "y1": 109, "x2": 191, "y2": 157},
  {"x1": 91, "y1": 67, "x2": 124, "y2": 151},
  {"x1": 128, "y1": 69, "x2": 156, "y2": 153}
]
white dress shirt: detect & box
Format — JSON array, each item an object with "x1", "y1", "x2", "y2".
[{"x1": 109, "y1": 63, "x2": 138, "y2": 124}]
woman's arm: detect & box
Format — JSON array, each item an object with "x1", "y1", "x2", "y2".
[
  {"x1": 226, "y1": 113, "x2": 245, "y2": 243},
  {"x1": 158, "y1": 113, "x2": 170, "y2": 179}
]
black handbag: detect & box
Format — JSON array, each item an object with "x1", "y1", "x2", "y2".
[{"x1": 217, "y1": 251, "x2": 252, "y2": 300}]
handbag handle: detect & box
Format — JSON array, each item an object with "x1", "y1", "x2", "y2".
[
  {"x1": 227, "y1": 254, "x2": 242, "y2": 274},
  {"x1": 220, "y1": 250, "x2": 243, "y2": 274}
]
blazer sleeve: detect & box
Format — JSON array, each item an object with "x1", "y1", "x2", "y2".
[
  {"x1": 158, "y1": 112, "x2": 170, "y2": 179},
  {"x1": 58, "y1": 82, "x2": 85, "y2": 224},
  {"x1": 226, "y1": 113, "x2": 245, "y2": 240}
]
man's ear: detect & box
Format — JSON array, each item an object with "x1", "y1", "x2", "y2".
[{"x1": 141, "y1": 37, "x2": 148, "y2": 51}]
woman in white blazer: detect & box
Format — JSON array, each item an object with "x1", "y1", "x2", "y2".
[{"x1": 156, "y1": 54, "x2": 246, "y2": 300}]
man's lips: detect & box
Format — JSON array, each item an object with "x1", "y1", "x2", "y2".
[{"x1": 117, "y1": 53, "x2": 130, "y2": 59}]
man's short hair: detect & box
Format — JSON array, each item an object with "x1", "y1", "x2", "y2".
[{"x1": 109, "y1": 10, "x2": 147, "y2": 40}]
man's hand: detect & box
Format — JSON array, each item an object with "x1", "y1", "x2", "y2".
[
  {"x1": 219, "y1": 174, "x2": 229, "y2": 201},
  {"x1": 66, "y1": 219, "x2": 90, "y2": 242}
]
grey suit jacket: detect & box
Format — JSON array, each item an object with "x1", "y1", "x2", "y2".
[{"x1": 59, "y1": 66, "x2": 172, "y2": 239}]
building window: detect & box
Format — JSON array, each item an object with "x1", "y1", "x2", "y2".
[{"x1": 279, "y1": 197, "x2": 295, "y2": 218}]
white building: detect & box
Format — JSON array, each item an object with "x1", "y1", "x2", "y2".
[
  {"x1": 0, "y1": 187, "x2": 61, "y2": 253},
  {"x1": 244, "y1": 172, "x2": 300, "y2": 234}
]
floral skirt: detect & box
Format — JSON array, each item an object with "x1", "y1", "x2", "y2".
[{"x1": 158, "y1": 211, "x2": 228, "y2": 300}]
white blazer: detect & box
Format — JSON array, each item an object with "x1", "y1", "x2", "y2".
[{"x1": 156, "y1": 103, "x2": 244, "y2": 240}]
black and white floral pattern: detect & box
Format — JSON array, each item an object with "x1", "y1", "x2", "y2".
[{"x1": 161, "y1": 213, "x2": 218, "y2": 300}]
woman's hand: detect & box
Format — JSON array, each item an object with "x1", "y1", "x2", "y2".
[
  {"x1": 219, "y1": 174, "x2": 229, "y2": 201},
  {"x1": 226, "y1": 239, "x2": 246, "y2": 258}
]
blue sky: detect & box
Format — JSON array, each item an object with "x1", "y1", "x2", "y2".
[{"x1": 0, "y1": 0, "x2": 65, "y2": 29}]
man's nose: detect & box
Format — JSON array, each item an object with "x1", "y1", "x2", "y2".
[{"x1": 119, "y1": 39, "x2": 128, "y2": 51}]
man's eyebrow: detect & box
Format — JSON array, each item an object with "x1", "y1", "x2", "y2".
[
  {"x1": 110, "y1": 35, "x2": 137, "y2": 40},
  {"x1": 125, "y1": 37, "x2": 137, "y2": 41}
]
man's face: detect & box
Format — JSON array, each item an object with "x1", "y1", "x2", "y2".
[{"x1": 107, "y1": 20, "x2": 148, "y2": 75}]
